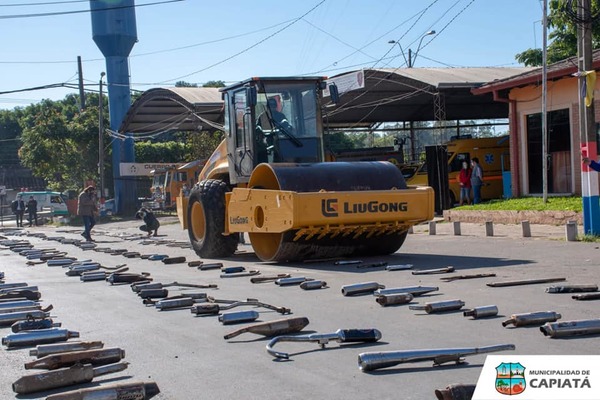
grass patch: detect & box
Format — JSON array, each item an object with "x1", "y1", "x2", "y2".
[
  {"x1": 454, "y1": 196, "x2": 582, "y2": 212},
  {"x1": 580, "y1": 234, "x2": 600, "y2": 242}
]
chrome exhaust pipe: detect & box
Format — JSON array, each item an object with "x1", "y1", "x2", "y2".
[
  {"x1": 540, "y1": 319, "x2": 600, "y2": 338},
  {"x1": 358, "y1": 344, "x2": 515, "y2": 372},
  {"x1": 341, "y1": 282, "x2": 385, "y2": 296},
  {"x1": 502, "y1": 311, "x2": 561, "y2": 327},
  {"x1": 2, "y1": 328, "x2": 80, "y2": 348}
]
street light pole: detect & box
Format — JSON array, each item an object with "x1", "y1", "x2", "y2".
[
  {"x1": 412, "y1": 30, "x2": 436, "y2": 67},
  {"x1": 99, "y1": 72, "x2": 106, "y2": 201},
  {"x1": 388, "y1": 30, "x2": 435, "y2": 68}
]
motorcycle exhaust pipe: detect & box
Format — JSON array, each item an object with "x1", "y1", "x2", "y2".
[
  {"x1": 30, "y1": 341, "x2": 104, "y2": 358},
  {"x1": 25, "y1": 347, "x2": 125, "y2": 370},
  {"x1": 300, "y1": 280, "x2": 327, "y2": 290},
  {"x1": 358, "y1": 344, "x2": 515, "y2": 372},
  {"x1": 224, "y1": 316, "x2": 310, "y2": 339},
  {"x1": 463, "y1": 305, "x2": 499, "y2": 319},
  {"x1": 12, "y1": 318, "x2": 61, "y2": 333},
  {"x1": 0, "y1": 286, "x2": 38, "y2": 294},
  {"x1": 138, "y1": 289, "x2": 169, "y2": 299},
  {"x1": 12, "y1": 362, "x2": 128, "y2": 394},
  {"x1": 0, "y1": 290, "x2": 41, "y2": 301},
  {"x1": 502, "y1": 311, "x2": 561, "y2": 327},
  {"x1": 65, "y1": 265, "x2": 101, "y2": 276},
  {"x1": 545, "y1": 284, "x2": 598, "y2": 293},
  {"x1": 341, "y1": 282, "x2": 385, "y2": 296},
  {"x1": 435, "y1": 384, "x2": 476, "y2": 400},
  {"x1": 155, "y1": 295, "x2": 208, "y2": 311},
  {"x1": 275, "y1": 277, "x2": 313, "y2": 286},
  {"x1": 0, "y1": 300, "x2": 41, "y2": 310},
  {"x1": 540, "y1": 319, "x2": 600, "y2": 338},
  {"x1": 0, "y1": 282, "x2": 29, "y2": 290},
  {"x1": 374, "y1": 286, "x2": 439, "y2": 297},
  {"x1": 0, "y1": 310, "x2": 50, "y2": 326},
  {"x1": 376, "y1": 293, "x2": 413, "y2": 306},
  {"x1": 218, "y1": 310, "x2": 259, "y2": 325},
  {"x1": 409, "y1": 300, "x2": 465, "y2": 314},
  {"x1": 2, "y1": 328, "x2": 80, "y2": 348},
  {"x1": 45, "y1": 381, "x2": 159, "y2": 400}
]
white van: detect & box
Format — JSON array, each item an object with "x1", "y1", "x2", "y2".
[{"x1": 16, "y1": 191, "x2": 69, "y2": 216}]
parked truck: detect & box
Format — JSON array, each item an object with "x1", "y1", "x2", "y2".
[
  {"x1": 147, "y1": 160, "x2": 204, "y2": 210},
  {"x1": 182, "y1": 76, "x2": 434, "y2": 262},
  {"x1": 405, "y1": 135, "x2": 510, "y2": 204}
]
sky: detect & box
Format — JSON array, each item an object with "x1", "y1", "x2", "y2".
[{"x1": 0, "y1": 0, "x2": 546, "y2": 111}]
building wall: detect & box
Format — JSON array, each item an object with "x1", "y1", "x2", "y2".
[{"x1": 507, "y1": 75, "x2": 600, "y2": 196}]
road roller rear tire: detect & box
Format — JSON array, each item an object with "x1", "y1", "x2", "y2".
[{"x1": 187, "y1": 179, "x2": 238, "y2": 258}]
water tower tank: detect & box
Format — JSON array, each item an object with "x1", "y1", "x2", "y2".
[{"x1": 90, "y1": 0, "x2": 138, "y2": 214}]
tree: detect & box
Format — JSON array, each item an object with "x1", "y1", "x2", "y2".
[
  {"x1": 18, "y1": 97, "x2": 104, "y2": 192},
  {"x1": 516, "y1": 0, "x2": 600, "y2": 66},
  {"x1": 203, "y1": 80, "x2": 226, "y2": 88},
  {"x1": 175, "y1": 81, "x2": 198, "y2": 87},
  {"x1": 0, "y1": 109, "x2": 24, "y2": 166}
]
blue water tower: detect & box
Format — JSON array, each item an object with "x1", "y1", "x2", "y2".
[{"x1": 90, "y1": 0, "x2": 137, "y2": 214}]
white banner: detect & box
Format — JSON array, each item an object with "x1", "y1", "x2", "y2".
[
  {"x1": 324, "y1": 69, "x2": 365, "y2": 97},
  {"x1": 473, "y1": 355, "x2": 600, "y2": 400},
  {"x1": 119, "y1": 163, "x2": 181, "y2": 176}
]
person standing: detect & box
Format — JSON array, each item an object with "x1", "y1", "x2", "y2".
[
  {"x1": 457, "y1": 161, "x2": 472, "y2": 206},
  {"x1": 26, "y1": 196, "x2": 38, "y2": 226},
  {"x1": 11, "y1": 195, "x2": 25, "y2": 227},
  {"x1": 470, "y1": 157, "x2": 484, "y2": 205},
  {"x1": 77, "y1": 186, "x2": 98, "y2": 241},
  {"x1": 582, "y1": 154, "x2": 600, "y2": 171}
]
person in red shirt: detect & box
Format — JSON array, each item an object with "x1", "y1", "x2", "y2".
[{"x1": 458, "y1": 161, "x2": 472, "y2": 206}]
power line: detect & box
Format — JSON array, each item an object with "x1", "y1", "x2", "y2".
[
  {"x1": 0, "y1": 18, "x2": 295, "y2": 65},
  {"x1": 158, "y1": 0, "x2": 327, "y2": 84},
  {"x1": 0, "y1": 0, "x2": 183, "y2": 19},
  {"x1": 0, "y1": 0, "x2": 90, "y2": 7}
]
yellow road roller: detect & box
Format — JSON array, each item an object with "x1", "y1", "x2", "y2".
[{"x1": 186, "y1": 77, "x2": 434, "y2": 262}]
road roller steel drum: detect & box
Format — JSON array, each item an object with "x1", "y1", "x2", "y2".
[{"x1": 226, "y1": 162, "x2": 434, "y2": 262}]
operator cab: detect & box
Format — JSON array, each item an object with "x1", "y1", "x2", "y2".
[{"x1": 221, "y1": 77, "x2": 329, "y2": 184}]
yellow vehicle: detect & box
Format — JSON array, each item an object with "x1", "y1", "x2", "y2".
[
  {"x1": 149, "y1": 161, "x2": 204, "y2": 210},
  {"x1": 184, "y1": 77, "x2": 434, "y2": 262},
  {"x1": 405, "y1": 135, "x2": 510, "y2": 204}
]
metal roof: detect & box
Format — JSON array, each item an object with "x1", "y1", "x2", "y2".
[
  {"x1": 118, "y1": 67, "x2": 535, "y2": 134},
  {"x1": 324, "y1": 67, "x2": 535, "y2": 125},
  {"x1": 472, "y1": 49, "x2": 600, "y2": 95},
  {"x1": 119, "y1": 87, "x2": 224, "y2": 134}
]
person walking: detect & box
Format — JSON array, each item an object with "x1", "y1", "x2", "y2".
[
  {"x1": 11, "y1": 195, "x2": 25, "y2": 227},
  {"x1": 457, "y1": 161, "x2": 472, "y2": 206},
  {"x1": 77, "y1": 186, "x2": 98, "y2": 241},
  {"x1": 26, "y1": 196, "x2": 38, "y2": 226},
  {"x1": 470, "y1": 157, "x2": 484, "y2": 205}
]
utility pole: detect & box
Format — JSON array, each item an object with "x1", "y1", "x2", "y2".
[
  {"x1": 77, "y1": 56, "x2": 85, "y2": 110},
  {"x1": 578, "y1": 0, "x2": 600, "y2": 234},
  {"x1": 99, "y1": 72, "x2": 106, "y2": 201},
  {"x1": 542, "y1": 0, "x2": 548, "y2": 203}
]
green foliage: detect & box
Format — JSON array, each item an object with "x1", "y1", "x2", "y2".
[
  {"x1": 455, "y1": 196, "x2": 582, "y2": 212},
  {"x1": 135, "y1": 140, "x2": 192, "y2": 163},
  {"x1": 175, "y1": 81, "x2": 198, "y2": 87},
  {"x1": 0, "y1": 109, "x2": 24, "y2": 165},
  {"x1": 18, "y1": 96, "x2": 107, "y2": 192},
  {"x1": 516, "y1": 0, "x2": 600, "y2": 66},
  {"x1": 203, "y1": 80, "x2": 226, "y2": 88},
  {"x1": 188, "y1": 130, "x2": 225, "y2": 159}
]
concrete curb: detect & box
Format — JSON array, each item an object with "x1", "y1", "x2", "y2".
[{"x1": 443, "y1": 210, "x2": 582, "y2": 225}]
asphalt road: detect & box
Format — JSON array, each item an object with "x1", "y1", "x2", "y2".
[{"x1": 0, "y1": 217, "x2": 598, "y2": 400}]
